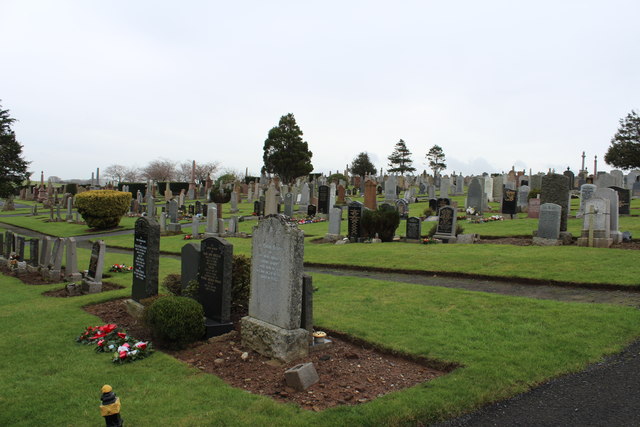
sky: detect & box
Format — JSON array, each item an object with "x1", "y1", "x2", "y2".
[{"x1": 1, "y1": 1, "x2": 639, "y2": 181}]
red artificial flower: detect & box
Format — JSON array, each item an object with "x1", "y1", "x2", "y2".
[
  {"x1": 123, "y1": 342, "x2": 130, "y2": 349},
  {"x1": 135, "y1": 342, "x2": 147, "y2": 350},
  {"x1": 97, "y1": 339, "x2": 105, "y2": 347},
  {"x1": 117, "y1": 332, "x2": 127, "y2": 339},
  {"x1": 99, "y1": 324, "x2": 117, "y2": 334},
  {"x1": 119, "y1": 351, "x2": 128, "y2": 359},
  {"x1": 91, "y1": 332, "x2": 106, "y2": 339}
]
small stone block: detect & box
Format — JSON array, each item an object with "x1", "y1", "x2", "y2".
[
  {"x1": 532, "y1": 237, "x2": 561, "y2": 246},
  {"x1": 167, "y1": 223, "x2": 182, "y2": 232},
  {"x1": 82, "y1": 281, "x2": 103, "y2": 294},
  {"x1": 284, "y1": 362, "x2": 319, "y2": 391},
  {"x1": 125, "y1": 299, "x2": 145, "y2": 320}
]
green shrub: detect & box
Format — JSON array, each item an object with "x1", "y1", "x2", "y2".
[
  {"x1": 75, "y1": 190, "x2": 131, "y2": 229},
  {"x1": 361, "y1": 205, "x2": 400, "y2": 242},
  {"x1": 65, "y1": 183, "x2": 78, "y2": 195},
  {"x1": 232, "y1": 255, "x2": 251, "y2": 315},
  {"x1": 527, "y1": 188, "x2": 541, "y2": 200},
  {"x1": 144, "y1": 296, "x2": 204, "y2": 349},
  {"x1": 422, "y1": 207, "x2": 434, "y2": 217}
]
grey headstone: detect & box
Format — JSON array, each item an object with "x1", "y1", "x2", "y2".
[
  {"x1": 537, "y1": 203, "x2": 561, "y2": 239},
  {"x1": 87, "y1": 240, "x2": 106, "y2": 283},
  {"x1": 466, "y1": 178, "x2": 483, "y2": 212},
  {"x1": 541, "y1": 174, "x2": 570, "y2": 232},
  {"x1": 181, "y1": 243, "x2": 200, "y2": 290}
]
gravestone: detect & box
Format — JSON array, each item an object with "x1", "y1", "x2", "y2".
[
  {"x1": 16, "y1": 236, "x2": 25, "y2": 261},
  {"x1": 610, "y1": 186, "x2": 630, "y2": 215},
  {"x1": 347, "y1": 202, "x2": 363, "y2": 241},
  {"x1": 49, "y1": 237, "x2": 66, "y2": 281},
  {"x1": 317, "y1": 185, "x2": 330, "y2": 214},
  {"x1": 181, "y1": 243, "x2": 200, "y2": 291},
  {"x1": 579, "y1": 184, "x2": 597, "y2": 216},
  {"x1": 264, "y1": 183, "x2": 278, "y2": 216},
  {"x1": 131, "y1": 217, "x2": 160, "y2": 302},
  {"x1": 528, "y1": 198, "x2": 541, "y2": 219},
  {"x1": 168, "y1": 199, "x2": 179, "y2": 223},
  {"x1": 204, "y1": 204, "x2": 218, "y2": 237},
  {"x1": 535, "y1": 203, "x2": 561, "y2": 242},
  {"x1": 65, "y1": 237, "x2": 82, "y2": 281},
  {"x1": 395, "y1": 199, "x2": 409, "y2": 219},
  {"x1": 241, "y1": 215, "x2": 309, "y2": 363},
  {"x1": 327, "y1": 207, "x2": 341, "y2": 236},
  {"x1": 364, "y1": 179, "x2": 377, "y2": 210},
  {"x1": 83, "y1": 240, "x2": 106, "y2": 293},
  {"x1": 540, "y1": 174, "x2": 570, "y2": 232},
  {"x1": 253, "y1": 200, "x2": 262, "y2": 216},
  {"x1": 428, "y1": 198, "x2": 438, "y2": 213},
  {"x1": 385, "y1": 176, "x2": 397, "y2": 202},
  {"x1": 466, "y1": 178, "x2": 484, "y2": 212},
  {"x1": 492, "y1": 175, "x2": 504, "y2": 201},
  {"x1": 199, "y1": 237, "x2": 234, "y2": 337},
  {"x1": 595, "y1": 187, "x2": 621, "y2": 243},
  {"x1": 284, "y1": 192, "x2": 294, "y2": 217},
  {"x1": 455, "y1": 174, "x2": 464, "y2": 195},
  {"x1": 406, "y1": 217, "x2": 421, "y2": 240},
  {"x1": 517, "y1": 185, "x2": 530, "y2": 211},
  {"x1": 433, "y1": 206, "x2": 457, "y2": 242},
  {"x1": 299, "y1": 182, "x2": 310, "y2": 206},
  {"x1": 440, "y1": 178, "x2": 450, "y2": 198},
  {"x1": 307, "y1": 204, "x2": 317, "y2": 217},
  {"x1": 577, "y1": 198, "x2": 612, "y2": 248},
  {"x1": 437, "y1": 198, "x2": 450, "y2": 209},
  {"x1": 633, "y1": 181, "x2": 640, "y2": 198},
  {"x1": 501, "y1": 188, "x2": 517, "y2": 217},
  {"x1": 29, "y1": 239, "x2": 39, "y2": 269},
  {"x1": 563, "y1": 168, "x2": 576, "y2": 190}
]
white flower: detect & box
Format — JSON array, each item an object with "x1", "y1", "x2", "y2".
[{"x1": 117, "y1": 345, "x2": 129, "y2": 353}]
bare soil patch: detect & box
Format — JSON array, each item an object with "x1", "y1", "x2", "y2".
[{"x1": 84, "y1": 298, "x2": 451, "y2": 411}]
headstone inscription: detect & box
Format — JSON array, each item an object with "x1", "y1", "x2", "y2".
[
  {"x1": 241, "y1": 215, "x2": 309, "y2": 362},
  {"x1": 579, "y1": 184, "x2": 597, "y2": 216},
  {"x1": 199, "y1": 237, "x2": 234, "y2": 337},
  {"x1": 307, "y1": 204, "x2": 317, "y2": 217},
  {"x1": 434, "y1": 206, "x2": 457, "y2": 242},
  {"x1": 131, "y1": 217, "x2": 160, "y2": 302}
]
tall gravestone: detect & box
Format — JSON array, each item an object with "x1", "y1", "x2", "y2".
[
  {"x1": 65, "y1": 237, "x2": 82, "y2": 281},
  {"x1": 579, "y1": 184, "x2": 597, "y2": 216},
  {"x1": 241, "y1": 215, "x2": 309, "y2": 362},
  {"x1": 181, "y1": 243, "x2": 200, "y2": 290},
  {"x1": 131, "y1": 217, "x2": 160, "y2": 302},
  {"x1": 83, "y1": 240, "x2": 106, "y2": 293},
  {"x1": 577, "y1": 198, "x2": 612, "y2": 248},
  {"x1": 540, "y1": 174, "x2": 570, "y2": 232},
  {"x1": 385, "y1": 176, "x2": 397, "y2": 202},
  {"x1": 199, "y1": 237, "x2": 234, "y2": 337},
  {"x1": 466, "y1": 178, "x2": 484, "y2": 212},
  {"x1": 595, "y1": 187, "x2": 621, "y2": 243},
  {"x1": 328, "y1": 207, "x2": 341, "y2": 236},
  {"x1": 284, "y1": 192, "x2": 294, "y2": 217},
  {"x1": 517, "y1": 185, "x2": 530, "y2": 211},
  {"x1": 29, "y1": 238, "x2": 39, "y2": 269},
  {"x1": 347, "y1": 202, "x2": 363, "y2": 241},
  {"x1": 501, "y1": 188, "x2": 517, "y2": 217},
  {"x1": 317, "y1": 185, "x2": 330, "y2": 214},
  {"x1": 610, "y1": 186, "x2": 630, "y2": 215}
]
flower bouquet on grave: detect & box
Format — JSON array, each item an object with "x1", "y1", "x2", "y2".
[
  {"x1": 112, "y1": 340, "x2": 153, "y2": 364},
  {"x1": 422, "y1": 237, "x2": 441, "y2": 245},
  {"x1": 109, "y1": 263, "x2": 133, "y2": 273},
  {"x1": 76, "y1": 324, "x2": 121, "y2": 346},
  {"x1": 183, "y1": 234, "x2": 193, "y2": 240}
]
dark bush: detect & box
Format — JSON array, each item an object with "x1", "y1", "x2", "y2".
[
  {"x1": 144, "y1": 296, "x2": 204, "y2": 349},
  {"x1": 232, "y1": 255, "x2": 251, "y2": 316},
  {"x1": 361, "y1": 205, "x2": 400, "y2": 242},
  {"x1": 163, "y1": 274, "x2": 182, "y2": 296},
  {"x1": 65, "y1": 183, "x2": 78, "y2": 195}
]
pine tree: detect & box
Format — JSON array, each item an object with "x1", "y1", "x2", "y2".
[
  {"x1": 387, "y1": 139, "x2": 416, "y2": 175},
  {"x1": 426, "y1": 145, "x2": 447, "y2": 177},
  {"x1": 0, "y1": 102, "x2": 30, "y2": 199},
  {"x1": 605, "y1": 110, "x2": 640, "y2": 170},
  {"x1": 262, "y1": 113, "x2": 313, "y2": 184}
]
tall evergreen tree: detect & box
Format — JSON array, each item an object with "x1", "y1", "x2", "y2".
[
  {"x1": 262, "y1": 113, "x2": 313, "y2": 184},
  {"x1": 605, "y1": 110, "x2": 640, "y2": 170},
  {"x1": 387, "y1": 139, "x2": 416, "y2": 175},
  {"x1": 350, "y1": 152, "x2": 377, "y2": 178},
  {"x1": 426, "y1": 145, "x2": 447, "y2": 177},
  {"x1": 0, "y1": 102, "x2": 30, "y2": 199}
]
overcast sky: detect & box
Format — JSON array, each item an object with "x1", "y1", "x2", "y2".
[{"x1": 2, "y1": 1, "x2": 639, "y2": 181}]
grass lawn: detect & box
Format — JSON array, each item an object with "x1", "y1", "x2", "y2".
[
  {"x1": 2, "y1": 257, "x2": 640, "y2": 426},
  {"x1": 0, "y1": 215, "x2": 138, "y2": 237}
]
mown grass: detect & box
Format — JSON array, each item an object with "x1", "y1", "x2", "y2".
[
  {"x1": 0, "y1": 215, "x2": 138, "y2": 237},
  {"x1": 2, "y1": 264, "x2": 640, "y2": 426}
]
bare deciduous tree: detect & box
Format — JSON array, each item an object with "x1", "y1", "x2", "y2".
[
  {"x1": 142, "y1": 158, "x2": 176, "y2": 181},
  {"x1": 104, "y1": 164, "x2": 128, "y2": 183}
]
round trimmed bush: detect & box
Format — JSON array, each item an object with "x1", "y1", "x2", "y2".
[
  {"x1": 144, "y1": 296, "x2": 205, "y2": 349},
  {"x1": 74, "y1": 190, "x2": 131, "y2": 229}
]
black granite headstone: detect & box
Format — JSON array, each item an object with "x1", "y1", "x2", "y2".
[
  {"x1": 199, "y1": 237, "x2": 233, "y2": 337},
  {"x1": 347, "y1": 202, "x2": 363, "y2": 240},
  {"x1": 406, "y1": 217, "x2": 421, "y2": 240},
  {"x1": 307, "y1": 204, "x2": 317, "y2": 217},
  {"x1": 610, "y1": 186, "x2": 631, "y2": 215},
  {"x1": 181, "y1": 243, "x2": 200, "y2": 290},
  {"x1": 318, "y1": 185, "x2": 330, "y2": 214},
  {"x1": 395, "y1": 199, "x2": 408, "y2": 219},
  {"x1": 437, "y1": 198, "x2": 450, "y2": 209},
  {"x1": 132, "y1": 217, "x2": 160, "y2": 302},
  {"x1": 501, "y1": 188, "x2": 517, "y2": 215},
  {"x1": 88, "y1": 241, "x2": 101, "y2": 278},
  {"x1": 429, "y1": 198, "x2": 438, "y2": 212},
  {"x1": 253, "y1": 201, "x2": 261, "y2": 216},
  {"x1": 436, "y1": 206, "x2": 455, "y2": 235},
  {"x1": 17, "y1": 236, "x2": 25, "y2": 261}
]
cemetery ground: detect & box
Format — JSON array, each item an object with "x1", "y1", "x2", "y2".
[{"x1": 3, "y1": 197, "x2": 640, "y2": 425}]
